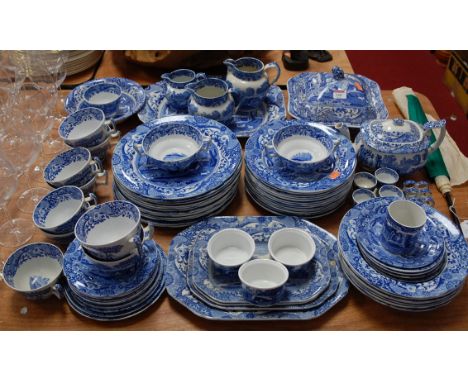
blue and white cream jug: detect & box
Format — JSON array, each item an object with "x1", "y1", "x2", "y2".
[
  {"x1": 224, "y1": 57, "x2": 280, "y2": 111},
  {"x1": 161, "y1": 69, "x2": 206, "y2": 111}
]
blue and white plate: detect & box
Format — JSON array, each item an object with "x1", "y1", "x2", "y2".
[
  {"x1": 65, "y1": 78, "x2": 146, "y2": 124},
  {"x1": 287, "y1": 71, "x2": 388, "y2": 128},
  {"x1": 138, "y1": 82, "x2": 286, "y2": 138},
  {"x1": 186, "y1": 219, "x2": 331, "y2": 307},
  {"x1": 165, "y1": 216, "x2": 349, "y2": 320},
  {"x1": 338, "y1": 197, "x2": 468, "y2": 310}
]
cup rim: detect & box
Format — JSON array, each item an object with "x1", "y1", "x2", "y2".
[
  {"x1": 165, "y1": 69, "x2": 196, "y2": 83},
  {"x1": 33, "y1": 186, "x2": 85, "y2": 231},
  {"x1": 231, "y1": 57, "x2": 265, "y2": 73},
  {"x1": 84, "y1": 83, "x2": 122, "y2": 104},
  {"x1": 268, "y1": 228, "x2": 316, "y2": 267},
  {"x1": 192, "y1": 78, "x2": 229, "y2": 99},
  {"x1": 238, "y1": 259, "x2": 289, "y2": 291},
  {"x1": 207, "y1": 228, "x2": 255, "y2": 268},
  {"x1": 59, "y1": 107, "x2": 106, "y2": 142},
  {"x1": 387, "y1": 200, "x2": 427, "y2": 229},
  {"x1": 2, "y1": 243, "x2": 63, "y2": 293},
  {"x1": 43, "y1": 147, "x2": 92, "y2": 184}
]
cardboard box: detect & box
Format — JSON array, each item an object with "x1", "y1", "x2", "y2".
[{"x1": 444, "y1": 51, "x2": 468, "y2": 116}]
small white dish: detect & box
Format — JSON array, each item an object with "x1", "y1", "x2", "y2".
[
  {"x1": 378, "y1": 185, "x2": 404, "y2": 198},
  {"x1": 375, "y1": 167, "x2": 399, "y2": 186},
  {"x1": 207, "y1": 228, "x2": 255, "y2": 269},
  {"x1": 353, "y1": 172, "x2": 377, "y2": 190},
  {"x1": 352, "y1": 188, "x2": 376, "y2": 205}
]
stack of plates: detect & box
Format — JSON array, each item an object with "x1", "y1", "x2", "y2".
[
  {"x1": 165, "y1": 216, "x2": 349, "y2": 321},
  {"x1": 63, "y1": 239, "x2": 166, "y2": 321},
  {"x1": 338, "y1": 197, "x2": 468, "y2": 311},
  {"x1": 245, "y1": 120, "x2": 356, "y2": 218},
  {"x1": 63, "y1": 50, "x2": 104, "y2": 76},
  {"x1": 112, "y1": 116, "x2": 242, "y2": 228}
]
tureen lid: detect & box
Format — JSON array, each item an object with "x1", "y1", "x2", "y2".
[{"x1": 361, "y1": 118, "x2": 430, "y2": 154}]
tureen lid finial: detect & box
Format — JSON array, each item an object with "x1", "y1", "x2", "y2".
[{"x1": 332, "y1": 66, "x2": 345, "y2": 80}]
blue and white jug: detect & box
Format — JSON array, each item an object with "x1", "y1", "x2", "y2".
[{"x1": 161, "y1": 69, "x2": 206, "y2": 111}]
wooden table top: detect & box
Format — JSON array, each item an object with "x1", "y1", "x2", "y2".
[{"x1": 1, "y1": 52, "x2": 467, "y2": 330}]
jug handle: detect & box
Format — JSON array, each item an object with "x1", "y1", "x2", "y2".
[
  {"x1": 229, "y1": 88, "x2": 246, "y2": 113},
  {"x1": 424, "y1": 119, "x2": 446, "y2": 155},
  {"x1": 265, "y1": 62, "x2": 281, "y2": 86}
]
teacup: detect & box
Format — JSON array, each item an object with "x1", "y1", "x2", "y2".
[
  {"x1": 161, "y1": 69, "x2": 206, "y2": 111},
  {"x1": 381, "y1": 200, "x2": 427, "y2": 256},
  {"x1": 83, "y1": 83, "x2": 122, "y2": 118},
  {"x1": 59, "y1": 107, "x2": 120, "y2": 148},
  {"x1": 353, "y1": 172, "x2": 377, "y2": 190},
  {"x1": 87, "y1": 134, "x2": 112, "y2": 162},
  {"x1": 378, "y1": 185, "x2": 404, "y2": 198},
  {"x1": 33, "y1": 186, "x2": 97, "y2": 235},
  {"x1": 44, "y1": 147, "x2": 106, "y2": 188},
  {"x1": 134, "y1": 122, "x2": 211, "y2": 172},
  {"x1": 375, "y1": 167, "x2": 399, "y2": 186},
  {"x1": 238, "y1": 259, "x2": 289, "y2": 306},
  {"x1": 74, "y1": 200, "x2": 153, "y2": 261},
  {"x1": 268, "y1": 228, "x2": 316, "y2": 274},
  {"x1": 352, "y1": 188, "x2": 376, "y2": 205},
  {"x1": 42, "y1": 230, "x2": 75, "y2": 244},
  {"x1": 271, "y1": 123, "x2": 338, "y2": 174},
  {"x1": 207, "y1": 228, "x2": 255, "y2": 277},
  {"x1": 2, "y1": 243, "x2": 63, "y2": 300}
]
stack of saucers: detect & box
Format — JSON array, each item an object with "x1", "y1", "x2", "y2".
[
  {"x1": 245, "y1": 120, "x2": 356, "y2": 218},
  {"x1": 165, "y1": 215, "x2": 349, "y2": 321},
  {"x1": 112, "y1": 115, "x2": 242, "y2": 228},
  {"x1": 338, "y1": 197, "x2": 468, "y2": 311},
  {"x1": 62, "y1": 201, "x2": 166, "y2": 321}
]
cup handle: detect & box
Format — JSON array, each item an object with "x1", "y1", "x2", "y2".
[
  {"x1": 84, "y1": 193, "x2": 98, "y2": 209},
  {"x1": 51, "y1": 283, "x2": 64, "y2": 300},
  {"x1": 142, "y1": 223, "x2": 154, "y2": 241},
  {"x1": 133, "y1": 142, "x2": 144, "y2": 155},
  {"x1": 201, "y1": 135, "x2": 212, "y2": 152},
  {"x1": 130, "y1": 235, "x2": 144, "y2": 257},
  {"x1": 424, "y1": 119, "x2": 447, "y2": 155},
  {"x1": 265, "y1": 62, "x2": 281, "y2": 86},
  {"x1": 106, "y1": 119, "x2": 121, "y2": 144},
  {"x1": 195, "y1": 73, "x2": 206, "y2": 81},
  {"x1": 95, "y1": 170, "x2": 108, "y2": 185}
]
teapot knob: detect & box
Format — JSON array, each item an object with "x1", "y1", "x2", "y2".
[
  {"x1": 392, "y1": 118, "x2": 405, "y2": 126},
  {"x1": 332, "y1": 66, "x2": 345, "y2": 80}
]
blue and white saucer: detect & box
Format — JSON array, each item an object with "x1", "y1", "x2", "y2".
[
  {"x1": 138, "y1": 82, "x2": 286, "y2": 138},
  {"x1": 165, "y1": 216, "x2": 349, "y2": 320},
  {"x1": 65, "y1": 78, "x2": 146, "y2": 124}
]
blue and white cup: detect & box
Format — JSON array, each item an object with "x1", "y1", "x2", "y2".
[
  {"x1": 134, "y1": 121, "x2": 211, "y2": 172},
  {"x1": 207, "y1": 228, "x2": 255, "y2": 279},
  {"x1": 161, "y1": 69, "x2": 206, "y2": 111},
  {"x1": 1, "y1": 243, "x2": 63, "y2": 300},
  {"x1": 238, "y1": 259, "x2": 289, "y2": 306},
  {"x1": 33, "y1": 186, "x2": 97, "y2": 235},
  {"x1": 44, "y1": 147, "x2": 107, "y2": 188},
  {"x1": 59, "y1": 107, "x2": 120, "y2": 148},
  {"x1": 381, "y1": 199, "x2": 427, "y2": 256},
  {"x1": 270, "y1": 124, "x2": 338, "y2": 174},
  {"x1": 375, "y1": 167, "x2": 399, "y2": 186},
  {"x1": 83, "y1": 83, "x2": 122, "y2": 118},
  {"x1": 74, "y1": 200, "x2": 152, "y2": 261}
]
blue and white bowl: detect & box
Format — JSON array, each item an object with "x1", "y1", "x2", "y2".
[
  {"x1": 74, "y1": 200, "x2": 148, "y2": 261},
  {"x1": 2, "y1": 243, "x2": 63, "y2": 300},
  {"x1": 59, "y1": 107, "x2": 119, "y2": 148},
  {"x1": 44, "y1": 147, "x2": 105, "y2": 188},
  {"x1": 238, "y1": 259, "x2": 289, "y2": 306},
  {"x1": 83, "y1": 83, "x2": 122, "y2": 118},
  {"x1": 352, "y1": 188, "x2": 375, "y2": 205},
  {"x1": 33, "y1": 186, "x2": 97, "y2": 235},
  {"x1": 135, "y1": 122, "x2": 210, "y2": 172},
  {"x1": 161, "y1": 69, "x2": 206, "y2": 111},
  {"x1": 353, "y1": 172, "x2": 377, "y2": 190},
  {"x1": 375, "y1": 167, "x2": 399, "y2": 186},
  {"x1": 378, "y1": 185, "x2": 404, "y2": 198},
  {"x1": 271, "y1": 123, "x2": 337, "y2": 174}
]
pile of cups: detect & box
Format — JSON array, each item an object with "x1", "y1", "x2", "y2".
[{"x1": 352, "y1": 167, "x2": 403, "y2": 204}]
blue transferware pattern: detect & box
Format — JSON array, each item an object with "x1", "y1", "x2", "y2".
[
  {"x1": 112, "y1": 115, "x2": 241, "y2": 200},
  {"x1": 338, "y1": 197, "x2": 468, "y2": 300},
  {"x1": 375, "y1": 167, "x2": 399, "y2": 185},
  {"x1": 83, "y1": 83, "x2": 122, "y2": 117},
  {"x1": 161, "y1": 69, "x2": 206, "y2": 111},
  {"x1": 245, "y1": 120, "x2": 357, "y2": 193},
  {"x1": 63, "y1": 238, "x2": 162, "y2": 300},
  {"x1": 165, "y1": 216, "x2": 349, "y2": 320},
  {"x1": 224, "y1": 57, "x2": 280, "y2": 111},
  {"x1": 29, "y1": 275, "x2": 50, "y2": 290},
  {"x1": 378, "y1": 185, "x2": 404, "y2": 198},
  {"x1": 138, "y1": 82, "x2": 286, "y2": 138},
  {"x1": 351, "y1": 188, "x2": 375, "y2": 205},
  {"x1": 187, "y1": 219, "x2": 331, "y2": 306},
  {"x1": 33, "y1": 186, "x2": 96, "y2": 235},
  {"x1": 65, "y1": 78, "x2": 146, "y2": 123},
  {"x1": 287, "y1": 67, "x2": 388, "y2": 127}
]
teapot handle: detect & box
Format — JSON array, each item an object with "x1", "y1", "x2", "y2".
[
  {"x1": 424, "y1": 119, "x2": 446, "y2": 155},
  {"x1": 265, "y1": 62, "x2": 281, "y2": 86}
]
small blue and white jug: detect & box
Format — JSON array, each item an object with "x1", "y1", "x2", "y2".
[{"x1": 161, "y1": 69, "x2": 206, "y2": 111}]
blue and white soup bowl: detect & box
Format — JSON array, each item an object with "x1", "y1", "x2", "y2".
[
  {"x1": 58, "y1": 107, "x2": 119, "y2": 148},
  {"x1": 83, "y1": 82, "x2": 122, "y2": 118},
  {"x1": 270, "y1": 123, "x2": 338, "y2": 174},
  {"x1": 161, "y1": 69, "x2": 206, "y2": 111},
  {"x1": 238, "y1": 259, "x2": 289, "y2": 306},
  {"x1": 134, "y1": 121, "x2": 211, "y2": 172},
  {"x1": 2, "y1": 243, "x2": 63, "y2": 300},
  {"x1": 224, "y1": 56, "x2": 280, "y2": 111},
  {"x1": 186, "y1": 78, "x2": 243, "y2": 123},
  {"x1": 44, "y1": 147, "x2": 106, "y2": 188},
  {"x1": 74, "y1": 200, "x2": 151, "y2": 261},
  {"x1": 381, "y1": 199, "x2": 427, "y2": 256},
  {"x1": 33, "y1": 186, "x2": 97, "y2": 235}
]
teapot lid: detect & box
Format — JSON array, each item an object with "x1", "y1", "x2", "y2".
[{"x1": 362, "y1": 118, "x2": 430, "y2": 154}]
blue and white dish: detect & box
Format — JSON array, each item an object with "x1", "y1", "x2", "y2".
[
  {"x1": 82, "y1": 82, "x2": 122, "y2": 118},
  {"x1": 161, "y1": 69, "x2": 206, "y2": 111},
  {"x1": 33, "y1": 186, "x2": 97, "y2": 235},
  {"x1": 138, "y1": 82, "x2": 286, "y2": 138},
  {"x1": 352, "y1": 189, "x2": 375, "y2": 205},
  {"x1": 338, "y1": 197, "x2": 468, "y2": 310},
  {"x1": 44, "y1": 147, "x2": 105, "y2": 188},
  {"x1": 165, "y1": 216, "x2": 349, "y2": 320},
  {"x1": 287, "y1": 67, "x2": 388, "y2": 128},
  {"x1": 377, "y1": 185, "x2": 404, "y2": 198},
  {"x1": 2, "y1": 243, "x2": 63, "y2": 300},
  {"x1": 65, "y1": 78, "x2": 146, "y2": 124},
  {"x1": 353, "y1": 172, "x2": 377, "y2": 190},
  {"x1": 375, "y1": 167, "x2": 399, "y2": 186}
]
